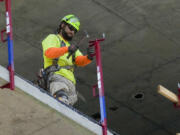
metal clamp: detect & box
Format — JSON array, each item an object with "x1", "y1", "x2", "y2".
[
  {"x1": 89, "y1": 38, "x2": 105, "y2": 44},
  {"x1": 92, "y1": 84, "x2": 99, "y2": 97},
  {"x1": 1, "y1": 29, "x2": 7, "y2": 42},
  {"x1": 174, "y1": 84, "x2": 180, "y2": 108}
]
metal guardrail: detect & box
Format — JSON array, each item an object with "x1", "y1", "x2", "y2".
[
  {"x1": 0, "y1": 0, "x2": 15, "y2": 90},
  {"x1": 89, "y1": 38, "x2": 108, "y2": 135}
]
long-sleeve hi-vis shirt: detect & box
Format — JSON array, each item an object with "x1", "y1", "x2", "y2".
[{"x1": 42, "y1": 34, "x2": 92, "y2": 84}]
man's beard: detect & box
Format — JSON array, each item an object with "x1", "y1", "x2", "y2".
[{"x1": 62, "y1": 28, "x2": 73, "y2": 41}]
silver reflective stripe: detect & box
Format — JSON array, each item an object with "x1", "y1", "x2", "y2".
[
  {"x1": 61, "y1": 65, "x2": 74, "y2": 71},
  {"x1": 69, "y1": 17, "x2": 79, "y2": 23}
]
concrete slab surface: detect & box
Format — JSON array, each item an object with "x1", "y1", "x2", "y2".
[
  {"x1": 0, "y1": 0, "x2": 180, "y2": 134},
  {"x1": 0, "y1": 79, "x2": 95, "y2": 135}
]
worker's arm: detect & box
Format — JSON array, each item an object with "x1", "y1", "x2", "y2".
[
  {"x1": 45, "y1": 47, "x2": 68, "y2": 59},
  {"x1": 42, "y1": 34, "x2": 66, "y2": 59},
  {"x1": 42, "y1": 33, "x2": 78, "y2": 59},
  {"x1": 75, "y1": 55, "x2": 92, "y2": 66},
  {"x1": 75, "y1": 47, "x2": 94, "y2": 66},
  {"x1": 46, "y1": 47, "x2": 92, "y2": 65},
  {"x1": 45, "y1": 44, "x2": 78, "y2": 59},
  {"x1": 42, "y1": 34, "x2": 76, "y2": 59}
]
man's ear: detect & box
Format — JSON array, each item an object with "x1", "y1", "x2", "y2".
[{"x1": 61, "y1": 23, "x2": 66, "y2": 28}]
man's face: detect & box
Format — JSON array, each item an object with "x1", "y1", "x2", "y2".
[
  {"x1": 61, "y1": 23, "x2": 77, "y2": 41},
  {"x1": 65, "y1": 24, "x2": 77, "y2": 38}
]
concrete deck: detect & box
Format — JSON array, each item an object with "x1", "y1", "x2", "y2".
[{"x1": 0, "y1": 79, "x2": 95, "y2": 135}]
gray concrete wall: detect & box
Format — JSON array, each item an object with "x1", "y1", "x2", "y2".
[{"x1": 0, "y1": 0, "x2": 180, "y2": 134}]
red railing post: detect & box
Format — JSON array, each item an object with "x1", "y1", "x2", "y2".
[
  {"x1": 89, "y1": 38, "x2": 107, "y2": 135},
  {"x1": 1, "y1": 29, "x2": 7, "y2": 42},
  {"x1": 0, "y1": 0, "x2": 15, "y2": 90}
]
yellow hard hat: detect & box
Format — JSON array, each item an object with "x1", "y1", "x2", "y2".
[{"x1": 61, "y1": 14, "x2": 80, "y2": 31}]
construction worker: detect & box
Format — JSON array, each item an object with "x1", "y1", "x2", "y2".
[{"x1": 41, "y1": 14, "x2": 93, "y2": 106}]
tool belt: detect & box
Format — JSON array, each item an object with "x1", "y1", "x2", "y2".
[{"x1": 37, "y1": 64, "x2": 74, "y2": 91}]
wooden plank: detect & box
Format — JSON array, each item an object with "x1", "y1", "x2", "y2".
[{"x1": 157, "y1": 85, "x2": 178, "y2": 103}]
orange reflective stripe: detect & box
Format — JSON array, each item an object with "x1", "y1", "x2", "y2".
[
  {"x1": 75, "y1": 55, "x2": 91, "y2": 66},
  {"x1": 45, "y1": 47, "x2": 68, "y2": 59}
]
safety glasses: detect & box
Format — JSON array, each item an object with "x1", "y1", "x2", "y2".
[{"x1": 67, "y1": 24, "x2": 77, "y2": 33}]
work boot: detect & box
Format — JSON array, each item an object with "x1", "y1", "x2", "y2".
[{"x1": 53, "y1": 90, "x2": 70, "y2": 105}]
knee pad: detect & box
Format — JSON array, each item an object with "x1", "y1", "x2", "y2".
[
  {"x1": 54, "y1": 90, "x2": 68, "y2": 99},
  {"x1": 53, "y1": 90, "x2": 70, "y2": 105}
]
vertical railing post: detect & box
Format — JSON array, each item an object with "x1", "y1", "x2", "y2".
[
  {"x1": 0, "y1": 0, "x2": 15, "y2": 90},
  {"x1": 89, "y1": 39, "x2": 107, "y2": 135}
]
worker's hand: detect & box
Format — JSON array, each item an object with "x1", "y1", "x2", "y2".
[
  {"x1": 68, "y1": 44, "x2": 78, "y2": 54},
  {"x1": 87, "y1": 47, "x2": 94, "y2": 60}
]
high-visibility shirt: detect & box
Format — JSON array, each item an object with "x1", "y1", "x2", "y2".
[{"x1": 42, "y1": 34, "x2": 83, "y2": 84}]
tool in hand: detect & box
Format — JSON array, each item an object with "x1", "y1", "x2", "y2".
[{"x1": 67, "y1": 30, "x2": 89, "y2": 59}]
